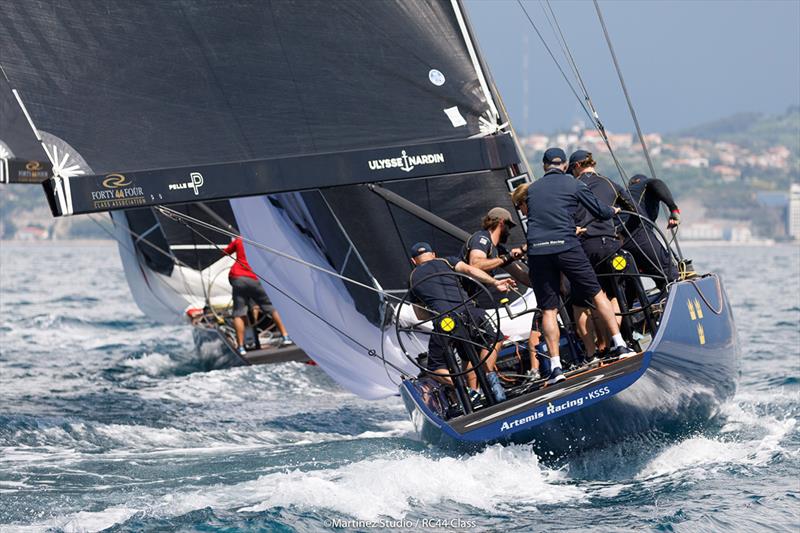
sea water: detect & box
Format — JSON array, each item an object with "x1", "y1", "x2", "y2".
[{"x1": 0, "y1": 242, "x2": 797, "y2": 532}]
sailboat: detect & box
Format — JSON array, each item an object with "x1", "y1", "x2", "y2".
[
  {"x1": 0, "y1": 66, "x2": 305, "y2": 368},
  {"x1": 1, "y1": 0, "x2": 738, "y2": 451}
]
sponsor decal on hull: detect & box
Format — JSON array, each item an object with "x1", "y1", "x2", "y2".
[{"x1": 499, "y1": 385, "x2": 612, "y2": 432}]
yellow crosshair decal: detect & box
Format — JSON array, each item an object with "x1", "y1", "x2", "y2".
[
  {"x1": 612, "y1": 255, "x2": 627, "y2": 271},
  {"x1": 440, "y1": 316, "x2": 455, "y2": 332}
]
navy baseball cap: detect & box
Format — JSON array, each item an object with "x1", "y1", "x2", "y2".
[
  {"x1": 568, "y1": 149, "x2": 592, "y2": 167},
  {"x1": 629, "y1": 174, "x2": 648, "y2": 185},
  {"x1": 409, "y1": 242, "x2": 433, "y2": 257},
  {"x1": 542, "y1": 147, "x2": 567, "y2": 165}
]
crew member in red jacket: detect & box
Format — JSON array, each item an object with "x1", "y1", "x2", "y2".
[{"x1": 224, "y1": 237, "x2": 292, "y2": 355}]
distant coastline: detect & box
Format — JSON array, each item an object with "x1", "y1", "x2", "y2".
[
  {"x1": 0, "y1": 239, "x2": 115, "y2": 246},
  {"x1": 680, "y1": 239, "x2": 781, "y2": 247}
]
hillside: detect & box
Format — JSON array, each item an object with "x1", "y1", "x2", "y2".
[{"x1": 677, "y1": 106, "x2": 800, "y2": 155}]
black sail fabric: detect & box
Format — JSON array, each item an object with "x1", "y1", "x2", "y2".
[
  {"x1": 0, "y1": 71, "x2": 52, "y2": 182},
  {"x1": 155, "y1": 201, "x2": 239, "y2": 271},
  {"x1": 1, "y1": 0, "x2": 489, "y2": 173},
  {"x1": 2, "y1": 0, "x2": 532, "y2": 398},
  {"x1": 0, "y1": 72, "x2": 46, "y2": 162}
]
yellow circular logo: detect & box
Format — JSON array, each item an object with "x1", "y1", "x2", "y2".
[
  {"x1": 440, "y1": 316, "x2": 455, "y2": 332},
  {"x1": 612, "y1": 255, "x2": 627, "y2": 271}
]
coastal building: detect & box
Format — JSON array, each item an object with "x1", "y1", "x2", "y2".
[{"x1": 789, "y1": 183, "x2": 800, "y2": 239}]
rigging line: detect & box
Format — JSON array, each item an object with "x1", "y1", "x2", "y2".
[
  {"x1": 614, "y1": 212, "x2": 670, "y2": 281},
  {"x1": 160, "y1": 206, "x2": 414, "y2": 378},
  {"x1": 541, "y1": 0, "x2": 588, "y2": 104},
  {"x1": 516, "y1": 0, "x2": 628, "y2": 181},
  {"x1": 156, "y1": 204, "x2": 516, "y2": 324},
  {"x1": 531, "y1": 0, "x2": 670, "y2": 269},
  {"x1": 105, "y1": 214, "x2": 206, "y2": 306},
  {"x1": 593, "y1": 0, "x2": 656, "y2": 181},
  {"x1": 540, "y1": 0, "x2": 628, "y2": 182},
  {"x1": 105, "y1": 211, "x2": 211, "y2": 307},
  {"x1": 591, "y1": 0, "x2": 684, "y2": 262},
  {"x1": 86, "y1": 214, "x2": 193, "y2": 315},
  {"x1": 544, "y1": 0, "x2": 600, "y2": 126},
  {"x1": 515, "y1": 0, "x2": 594, "y2": 123},
  {"x1": 155, "y1": 205, "x2": 413, "y2": 306},
  {"x1": 385, "y1": 199, "x2": 410, "y2": 264}
]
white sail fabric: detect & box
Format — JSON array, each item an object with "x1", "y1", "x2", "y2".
[
  {"x1": 233, "y1": 195, "x2": 416, "y2": 399},
  {"x1": 111, "y1": 211, "x2": 234, "y2": 324}
]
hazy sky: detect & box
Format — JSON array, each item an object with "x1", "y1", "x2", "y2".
[{"x1": 465, "y1": 0, "x2": 800, "y2": 134}]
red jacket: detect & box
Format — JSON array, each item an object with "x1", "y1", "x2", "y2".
[{"x1": 224, "y1": 237, "x2": 258, "y2": 280}]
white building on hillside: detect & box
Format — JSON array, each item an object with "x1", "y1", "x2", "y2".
[{"x1": 789, "y1": 183, "x2": 800, "y2": 239}]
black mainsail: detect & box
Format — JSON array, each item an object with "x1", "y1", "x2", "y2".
[{"x1": 3, "y1": 0, "x2": 533, "y2": 397}]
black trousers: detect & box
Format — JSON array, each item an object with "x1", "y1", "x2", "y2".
[{"x1": 622, "y1": 227, "x2": 678, "y2": 288}]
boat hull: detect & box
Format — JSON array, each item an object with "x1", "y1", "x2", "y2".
[
  {"x1": 400, "y1": 274, "x2": 740, "y2": 452},
  {"x1": 192, "y1": 326, "x2": 310, "y2": 369}
]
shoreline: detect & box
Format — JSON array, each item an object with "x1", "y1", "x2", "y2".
[
  {"x1": 680, "y1": 239, "x2": 785, "y2": 247},
  {"x1": 1, "y1": 238, "x2": 796, "y2": 248},
  {"x1": 0, "y1": 239, "x2": 115, "y2": 246}
]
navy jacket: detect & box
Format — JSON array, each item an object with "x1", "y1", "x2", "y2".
[
  {"x1": 526, "y1": 169, "x2": 615, "y2": 255},
  {"x1": 409, "y1": 257, "x2": 469, "y2": 314},
  {"x1": 461, "y1": 229, "x2": 501, "y2": 273},
  {"x1": 574, "y1": 172, "x2": 637, "y2": 239}
]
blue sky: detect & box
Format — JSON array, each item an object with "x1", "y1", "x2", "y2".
[{"x1": 465, "y1": 0, "x2": 800, "y2": 134}]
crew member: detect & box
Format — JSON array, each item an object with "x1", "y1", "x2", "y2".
[
  {"x1": 409, "y1": 242, "x2": 514, "y2": 404},
  {"x1": 526, "y1": 148, "x2": 636, "y2": 384},
  {"x1": 568, "y1": 150, "x2": 638, "y2": 358},
  {"x1": 224, "y1": 236, "x2": 292, "y2": 356},
  {"x1": 510, "y1": 184, "x2": 544, "y2": 381},
  {"x1": 628, "y1": 174, "x2": 681, "y2": 227},
  {"x1": 623, "y1": 174, "x2": 680, "y2": 286},
  {"x1": 462, "y1": 207, "x2": 528, "y2": 306}
]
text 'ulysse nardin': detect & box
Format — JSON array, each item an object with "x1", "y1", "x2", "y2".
[{"x1": 368, "y1": 150, "x2": 445, "y2": 173}]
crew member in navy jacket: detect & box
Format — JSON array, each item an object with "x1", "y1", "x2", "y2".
[
  {"x1": 526, "y1": 148, "x2": 636, "y2": 383},
  {"x1": 568, "y1": 150, "x2": 638, "y2": 357}
]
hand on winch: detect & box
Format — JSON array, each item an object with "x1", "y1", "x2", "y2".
[{"x1": 494, "y1": 278, "x2": 517, "y2": 293}]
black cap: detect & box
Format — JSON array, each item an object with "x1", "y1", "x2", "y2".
[
  {"x1": 629, "y1": 174, "x2": 648, "y2": 185},
  {"x1": 409, "y1": 242, "x2": 433, "y2": 258},
  {"x1": 542, "y1": 147, "x2": 566, "y2": 165},
  {"x1": 568, "y1": 149, "x2": 592, "y2": 167}
]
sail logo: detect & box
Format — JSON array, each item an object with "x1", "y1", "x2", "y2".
[
  {"x1": 92, "y1": 173, "x2": 145, "y2": 208},
  {"x1": 168, "y1": 172, "x2": 204, "y2": 195},
  {"x1": 102, "y1": 174, "x2": 131, "y2": 189},
  {"x1": 368, "y1": 150, "x2": 445, "y2": 173}
]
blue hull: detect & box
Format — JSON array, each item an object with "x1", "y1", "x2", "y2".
[{"x1": 400, "y1": 274, "x2": 740, "y2": 452}]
